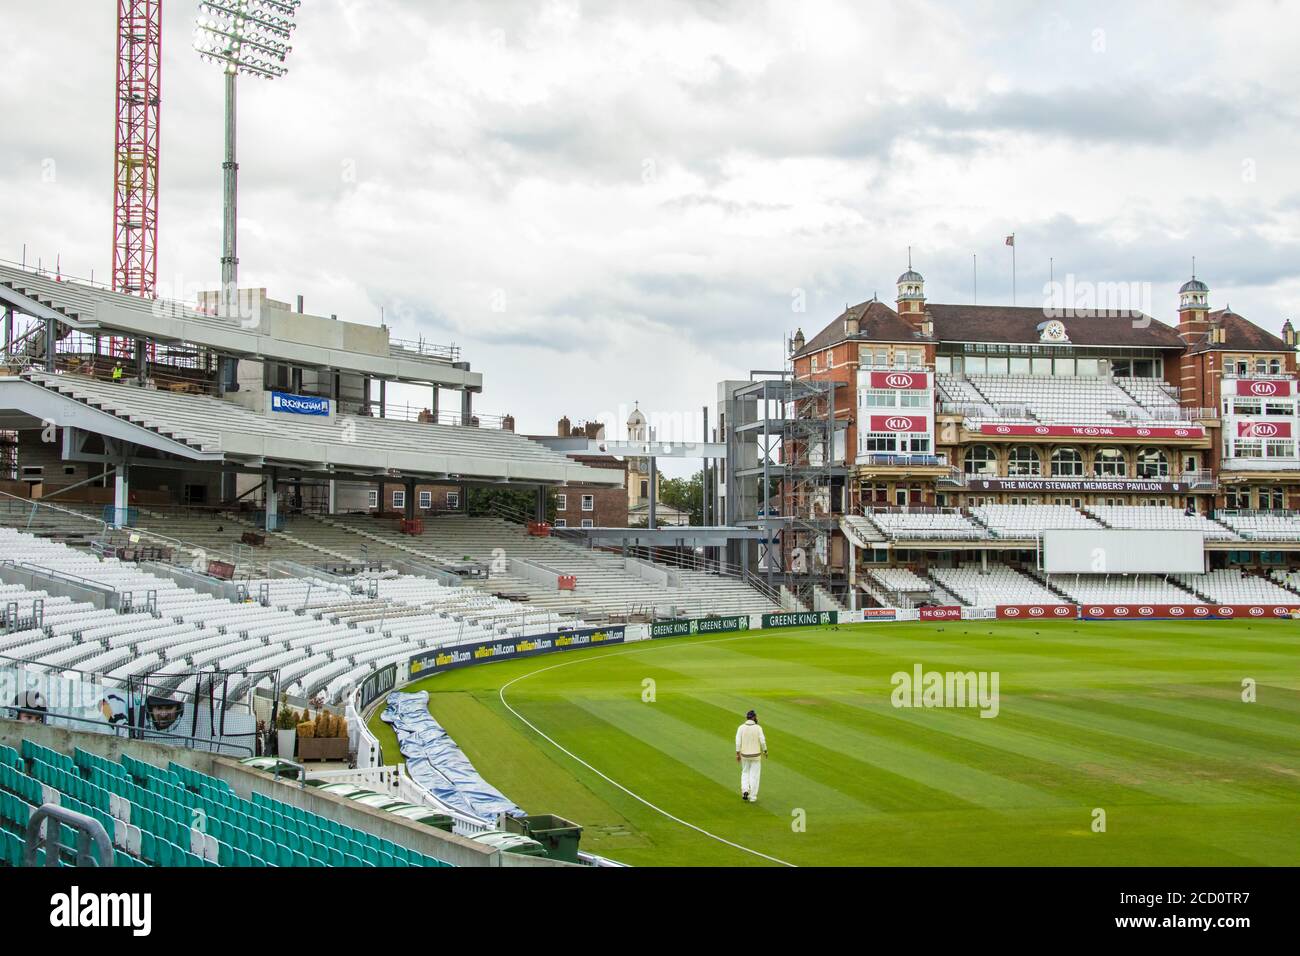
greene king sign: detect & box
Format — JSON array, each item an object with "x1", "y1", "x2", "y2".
[{"x1": 650, "y1": 615, "x2": 749, "y2": 638}]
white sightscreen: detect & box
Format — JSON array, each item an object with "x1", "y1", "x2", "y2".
[{"x1": 1042, "y1": 529, "x2": 1205, "y2": 574}]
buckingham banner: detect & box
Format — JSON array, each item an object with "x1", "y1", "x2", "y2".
[
  {"x1": 650, "y1": 615, "x2": 749, "y2": 638},
  {"x1": 358, "y1": 662, "x2": 398, "y2": 709},
  {"x1": 408, "y1": 625, "x2": 627, "y2": 675},
  {"x1": 762, "y1": 610, "x2": 838, "y2": 629}
]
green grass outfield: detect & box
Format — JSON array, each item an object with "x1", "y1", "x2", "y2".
[{"x1": 367, "y1": 620, "x2": 1300, "y2": 866}]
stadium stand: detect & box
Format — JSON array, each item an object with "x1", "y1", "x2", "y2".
[
  {"x1": 970, "y1": 504, "x2": 1102, "y2": 537},
  {"x1": 1042, "y1": 574, "x2": 1198, "y2": 604},
  {"x1": 1082, "y1": 505, "x2": 1238, "y2": 541},
  {"x1": 1173, "y1": 569, "x2": 1300, "y2": 604},
  {"x1": 931, "y1": 564, "x2": 1061, "y2": 605},
  {"x1": 0, "y1": 527, "x2": 569, "y2": 704},
  {"x1": 317, "y1": 514, "x2": 779, "y2": 618},
  {"x1": 0, "y1": 737, "x2": 451, "y2": 867},
  {"x1": 1215, "y1": 512, "x2": 1300, "y2": 541},
  {"x1": 864, "y1": 510, "x2": 988, "y2": 541},
  {"x1": 966, "y1": 375, "x2": 1188, "y2": 425}
]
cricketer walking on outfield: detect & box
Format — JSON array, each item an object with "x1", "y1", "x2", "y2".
[{"x1": 735, "y1": 709, "x2": 767, "y2": 802}]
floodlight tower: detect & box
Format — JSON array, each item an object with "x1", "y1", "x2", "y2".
[{"x1": 193, "y1": 0, "x2": 301, "y2": 318}]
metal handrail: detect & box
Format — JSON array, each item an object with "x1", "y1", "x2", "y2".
[{"x1": 25, "y1": 803, "x2": 114, "y2": 867}]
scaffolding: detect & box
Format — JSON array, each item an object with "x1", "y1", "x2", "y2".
[{"x1": 721, "y1": 369, "x2": 850, "y2": 607}]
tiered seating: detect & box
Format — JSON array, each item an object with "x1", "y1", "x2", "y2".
[
  {"x1": 932, "y1": 564, "x2": 1061, "y2": 605},
  {"x1": 25, "y1": 371, "x2": 598, "y2": 482},
  {"x1": 0, "y1": 739, "x2": 450, "y2": 867},
  {"x1": 1116, "y1": 377, "x2": 1183, "y2": 415},
  {"x1": 864, "y1": 510, "x2": 987, "y2": 541},
  {"x1": 971, "y1": 504, "x2": 1101, "y2": 538},
  {"x1": 936, "y1": 374, "x2": 993, "y2": 415},
  {"x1": 316, "y1": 514, "x2": 779, "y2": 618},
  {"x1": 1271, "y1": 570, "x2": 1300, "y2": 594},
  {"x1": 1175, "y1": 569, "x2": 1299, "y2": 604},
  {"x1": 1046, "y1": 575, "x2": 1197, "y2": 604},
  {"x1": 0, "y1": 527, "x2": 575, "y2": 705},
  {"x1": 967, "y1": 375, "x2": 1184, "y2": 425},
  {"x1": 1084, "y1": 506, "x2": 1237, "y2": 541},
  {"x1": 868, "y1": 568, "x2": 932, "y2": 593},
  {"x1": 1215, "y1": 513, "x2": 1300, "y2": 542}
]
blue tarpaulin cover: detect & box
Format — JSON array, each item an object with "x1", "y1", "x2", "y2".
[{"x1": 381, "y1": 691, "x2": 523, "y2": 821}]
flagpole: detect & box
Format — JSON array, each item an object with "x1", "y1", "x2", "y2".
[
  {"x1": 1011, "y1": 233, "x2": 1016, "y2": 305},
  {"x1": 973, "y1": 254, "x2": 977, "y2": 304}
]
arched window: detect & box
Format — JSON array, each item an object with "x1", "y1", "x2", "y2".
[
  {"x1": 1136, "y1": 447, "x2": 1169, "y2": 478},
  {"x1": 1050, "y1": 447, "x2": 1084, "y2": 477},
  {"x1": 1094, "y1": 448, "x2": 1126, "y2": 477},
  {"x1": 1006, "y1": 446, "x2": 1041, "y2": 476},
  {"x1": 963, "y1": 445, "x2": 998, "y2": 475}
]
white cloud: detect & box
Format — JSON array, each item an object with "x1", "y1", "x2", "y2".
[{"x1": 2, "y1": 0, "x2": 1298, "y2": 477}]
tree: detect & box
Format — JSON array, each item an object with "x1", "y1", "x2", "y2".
[
  {"x1": 466, "y1": 486, "x2": 555, "y2": 523},
  {"x1": 659, "y1": 470, "x2": 704, "y2": 525}
]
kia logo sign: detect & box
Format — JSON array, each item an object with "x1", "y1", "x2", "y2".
[
  {"x1": 1004, "y1": 607, "x2": 1021, "y2": 617},
  {"x1": 885, "y1": 374, "x2": 916, "y2": 388},
  {"x1": 996, "y1": 425, "x2": 1011, "y2": 434},
  {"x1": 1249, "y1": 606, "x2": 1265, "y2": 616},
  {"x1": 1169, "y1": 606, "x2": 1185, "y2": 616},
  {"x1": 1193, "y1": 606, "x2": 1209, "y2": 616},
  {"x1": 1034, "y1": 426, "x2": 1049, "y2": 434},
  {"x1": 886, "y1": 417, "x2": 914, "y2": 430},
  {"x1": 1138, "y1": 606, "x2": 1154, "y2": 616},
  {"x1": 1029, "y1": 607, "x2": 1044, "y2": 616},
  {"x1": 1217, "y1": 606, "x2": 1234, "y2": 616},
  {"x1": 1248, "y1": 423, "x2": 1279, "y2": 438},
  {"x1": 1053, "y1": 606, "x2": 1072, "y2": 616},
  {"x1": 1249, "y1": 381, "x2": 1278, "y2": 396},
  {"x1": 1175, "y1": 429, "x2": 1188, "y2": 437},
  {"x1": 1088, "y1": 606, "x2": 1104, "y2": 615},
  {"x1": 1114, "y1": 607, "x2": 1130, "y2": 616}
]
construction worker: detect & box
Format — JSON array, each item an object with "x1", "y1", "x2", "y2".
[
  {"x1": 735, "y1": 709, "x2": 768, "y2": 802},
  {"x1": 111, "y1": 361, "x2": 124, "y2": 383}
]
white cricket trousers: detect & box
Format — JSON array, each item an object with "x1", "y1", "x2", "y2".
[{"x1": 740, "y1": 757, "x2": 762, "y2": 799}]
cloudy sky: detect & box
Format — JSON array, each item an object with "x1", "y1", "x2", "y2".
[{"x1": 3, "y1": 0, "x2": 1298, "y2": 474}]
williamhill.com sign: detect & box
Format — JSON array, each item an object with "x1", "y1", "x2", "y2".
[
  {"x1": 408, "y1": 626, "x2": 626, "y2": 675},
  {"x1": 762, "y1": 611, "x2": 838, "y2": 629},
  {"x1": 650, "y1": 615, "x2": 749, "y2": 638}
]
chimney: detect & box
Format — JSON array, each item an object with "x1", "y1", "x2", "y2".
[
  {"x1": 296, "y1": 294, "x2": 304, "y2": 313},
  {"x1": 791, "y1": 328, "x2": 805, "y2": 355},
  {"x1": 502, "y1": 414, "x2": 515, "y2": 432},
  {"x1": 1283, "y1": 319, "x2": 1296, "y2": 348},
  {"x1": 557, "y1": 415, "x2": 571, "y2": 437},
  {"x1": 584, "y1": 420, "x2": 602, "y2": 439},
  {"x1": 843, "y1": 308, "x2": 860, "y2": 337}
]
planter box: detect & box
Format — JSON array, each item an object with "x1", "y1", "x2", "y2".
[{"x1": 296, "y1": 737, "x2": 349, "y2": 762}]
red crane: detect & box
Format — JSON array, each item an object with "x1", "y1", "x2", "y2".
[{"x1": 112, "y1": 0, "x2": 161, "y2": 299}]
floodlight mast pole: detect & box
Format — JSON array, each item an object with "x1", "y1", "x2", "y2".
[
  {"x1": 194, "y1": 0, "x2": 301, "y2": 321},
  {"x1": 222, "y1": 67, "x2": 238, "y2": 319}
]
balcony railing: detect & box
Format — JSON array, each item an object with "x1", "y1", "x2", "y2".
[
  {"x1": 1220, "y1": 457, "x2": 1300, "y2": 471},
  {"x1": 858, "y1": 453, "x2": 949, "y2": 468}
]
